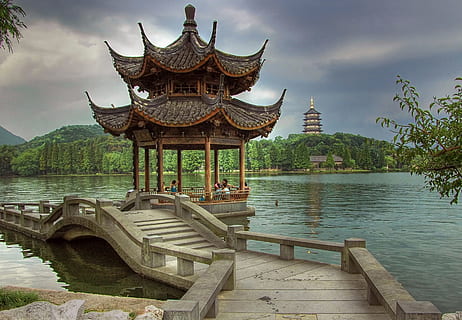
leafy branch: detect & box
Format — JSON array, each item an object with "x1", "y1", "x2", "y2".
[
  {"x1": 377, "y1": 76, "x2": 462, "y2": 204},
  {"x1": 0, "y1": 0, "x2": 27, "y2": 52}
]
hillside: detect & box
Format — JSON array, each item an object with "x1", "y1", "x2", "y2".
[
  {"x1": 0, "y1": 126, "x2": 26, "y2": 145},
  {"x1": 20, "y1": 124, "x2": 106, "y2": 150}
]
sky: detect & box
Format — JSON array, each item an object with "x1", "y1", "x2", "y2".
[{"x1": 1, "y1": 0, "x2": 462, "y2": 142}]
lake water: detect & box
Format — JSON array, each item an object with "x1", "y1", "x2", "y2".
[{"x1": 0, "y1": 172, "x2": 460, "y2": 312}]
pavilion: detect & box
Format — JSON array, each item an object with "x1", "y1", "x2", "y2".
[{"x1": 86, "y1": 5, "x2": 285, "y2": 203}]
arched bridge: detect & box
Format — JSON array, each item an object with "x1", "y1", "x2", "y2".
[{"x1": 0, "y1": 194, "x2": 440, "y2": 320}]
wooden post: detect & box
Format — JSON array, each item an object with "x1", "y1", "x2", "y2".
[
  {"x1": 177, "y1": 150, "x2": 182, "y2": 192},
  {"x1": 133, "y1": 141, "x2": 139, "y2": 190},
  {"x1": 157, "y1": 139, "x2": 164, "y2": 192},
  {"x1": 239, "y1": 140, "x2": 245, "y2": 190},
  {"x1": 205, "y1": 136, "x2": 212, "y2": 200},
  {"x1": 144, "y1": 148, "x2": 150, "y2": 192},
  {"x1": 342, "y1": 238, "x2": 366, "y2": 273},
  {"x1": 214, "y1": 149, "x2": 219, "y2": 187}
]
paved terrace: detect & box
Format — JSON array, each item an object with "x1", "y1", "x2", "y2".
[{"x1": 0, "y1": 194, "x2": 442, "y2": 320}]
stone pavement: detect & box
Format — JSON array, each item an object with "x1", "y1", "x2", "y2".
[{"x1": 207, "y1": 251, "x2": 391, "y2": 320}]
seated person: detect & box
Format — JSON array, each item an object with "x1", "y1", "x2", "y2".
[{"x1": 170, "y1": 180, "x2": 177, "y2": 193}]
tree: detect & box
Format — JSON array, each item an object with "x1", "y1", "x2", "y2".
[
  {"x1": 0, "y1": 0, "x2": 27, "y2": 52},
  {"x1": 377, "y1": 76, "x2": 462, "y2": 204}
]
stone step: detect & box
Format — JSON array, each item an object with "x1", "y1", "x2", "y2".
[
  {"x1": 146, "y1": 226, "x2": 193, "y2": 236},
  {"x1": 139, "y1": 221, "x2": 188, "y2": 231},
  {"x1": 161, "y1": 231, "x2": 200, "y2": 241},
  {"x1": 170, "y1": 236, "x2": 210, "y2": 246},
  {"x1": 135, "y1": 218, "x2": 179, "y2": 227}
]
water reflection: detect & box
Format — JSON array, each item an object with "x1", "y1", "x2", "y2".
[{"x1": 0, "y1": 228, "x2": 183, "y2": 300}]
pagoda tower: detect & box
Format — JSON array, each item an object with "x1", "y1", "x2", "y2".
[
  {"x1": 86, "y1": 5, "x2": 285, "y2": 198},
  {"x1": 303, "y1": 97, "x2": 322, "y2": 134}
]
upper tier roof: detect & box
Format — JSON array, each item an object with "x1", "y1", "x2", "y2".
[
  {"x1": 87, "y1": 88, "x2": 285, "y2": 137},
  {"x1": 106, "y1": 5, "x2": 267, "y2": 81}
]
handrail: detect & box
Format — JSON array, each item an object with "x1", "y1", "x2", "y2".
[
  {"x1": 349, "y1": 247, "x2": 415, "y2": 318},
  {"x1": 236, "y1": 230, "x2": 344, "y2": 252},
  {"x1": 181, "y1": 201, "x2": 228, "y2": 236},
  {"x1": 150, "y1": 242, "x2": 213, "y2": 265}
]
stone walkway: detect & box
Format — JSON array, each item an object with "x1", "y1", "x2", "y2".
[{"x1": 208, "y1": 251, "x2": 391, "y2": 320}]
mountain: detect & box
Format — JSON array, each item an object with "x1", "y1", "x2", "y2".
[
  {"x1": 21, "y1": 124, "x2": 106, "y2": 149},
  {"x1": 0, "y1": 126, "x2": 26, "y2": 145}
]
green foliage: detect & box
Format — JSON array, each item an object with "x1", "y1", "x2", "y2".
[
  {"x1": 377, "y1": 76, "x2": 462, "y2": 204},
  {"x1": 0, "y1": 289, "x2": 38, "y2": 310},
  {"x1": 0, "y1": 0, "x2": 26, "y2": 53},
  {"x1": 0, "y1": 124, "x2": 399, "y2": 177}
]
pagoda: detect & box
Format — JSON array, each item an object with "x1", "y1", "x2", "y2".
[
  {"x1": 86, "y1": 5, "x2": 285, "y2": 201},
  {"x1": 303, "y1": 97, "x2": 322, "y2": 134}
]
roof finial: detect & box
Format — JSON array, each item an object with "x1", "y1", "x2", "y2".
[
  {"x1": 183, "y1": 4, "x2": 198, "y2": 33},
  {"x1": 310, "y1": 96, "x2": 314, "y2": 109}
]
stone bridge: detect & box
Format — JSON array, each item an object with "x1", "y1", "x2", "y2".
[{"x1": 0, "y1": 194, "x2": 442, "y2": 320}]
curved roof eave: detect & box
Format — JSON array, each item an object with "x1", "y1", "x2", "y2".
[{"x1": 85, "y1": 91, "x2": 134, "y2": 133}]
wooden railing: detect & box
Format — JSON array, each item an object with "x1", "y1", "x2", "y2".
[{"x1": 160, "y1": 186, "x2": 250, "y2": 203}]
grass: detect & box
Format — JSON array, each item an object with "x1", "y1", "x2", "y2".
[{"x1": 0, "y1": 289, "x2": 39, "y2": 310}]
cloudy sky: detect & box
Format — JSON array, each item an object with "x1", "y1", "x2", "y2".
[{"x1": 1, "y1": 0, "x2": 462, "y2": 141}]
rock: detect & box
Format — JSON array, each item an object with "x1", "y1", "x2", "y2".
[
  {"x1": 82, "y1": 309, "x2": 130, "y2": 320},
  {"x1": 443, "y1": 311, "x2": 462, "y2": 320},
  {"x1": 134, "y1": 305, "x2": 164, "y2": 320},
  {"x1": 0, "y1": 299, "x2": 85, "y2": 320}
]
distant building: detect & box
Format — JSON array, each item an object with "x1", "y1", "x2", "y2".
[
  {"x1": 310, "y1": 155, "x2": 343, "y2": 169},
  {"x1": 303, "y1": 97, "x2": 322, "y2": 134}
]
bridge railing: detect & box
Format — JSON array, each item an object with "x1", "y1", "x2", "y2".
[{"x1": 226, "y1": 225, "x2": 441, "y2": 320}]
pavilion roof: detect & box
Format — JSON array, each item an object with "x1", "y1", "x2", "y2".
[
  {"x1": 86, "y1": 89, "x2": 285, "y2": 135},
  {"x1": 106, "y1": 5, "x2": 267, "y2": 81}
]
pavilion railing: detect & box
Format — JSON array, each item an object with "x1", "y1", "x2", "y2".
[{"x1": 159, "y1": 187, "x2": 250, "y2": 203}]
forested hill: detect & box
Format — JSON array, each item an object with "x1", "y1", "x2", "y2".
[
  {"x1": 19, "y1": 124, "x2": 105, "y2": 150},
  {"x1": 0, "y1": 125, "x2": 400, "y2": 176},
  {"x1": 0, "y1": 125, "x2": 26, "y2": 145}
]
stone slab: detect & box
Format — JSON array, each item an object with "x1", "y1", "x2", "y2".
[
  {"x1": 217, "y1": 300, "x2": 388, "y2": 314},
  {"x1": 218, "y1": 289, "x2": 366, "y2": 301},
  {"x1": 236, "y1": 278, "x2": 367, "y2": 290}
]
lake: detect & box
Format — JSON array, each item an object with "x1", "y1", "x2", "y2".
[{"x1": 0, "y1": 172, "x2": 460, "y2": 312}]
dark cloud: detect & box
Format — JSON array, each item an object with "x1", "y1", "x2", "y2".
[{"x1": 2, "y1": 0, "x2": 462, "y2": 141}]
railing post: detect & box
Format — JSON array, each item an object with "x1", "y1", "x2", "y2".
[
  {"x1": 342, "y1": 238, "x2": 366, "y2": 273},
  {"x1": 142, "y1": 236, "x2": 165, "y2": 268},
  {"x1": 95, "y1": 199, "x2": 113, "y2": 225},
  {"x1": 280, "y1": 243, "x2": 294, "y2": 260},
  {"x1": 226, "y1": 225, "x2": 245, "y2": 250},
  {"x1": 39, "y1": 200, "x2": 50, "y2": 214},
  {"x1": 396, "y1": 301, "x2": 441, "y2": 320},
  {"x1": 39, "y1": 214, "x2": 49, "y2": 233},
  {"x1": 20, "y1": 209, "x2": 32, "y2": 227},
  {"x1": 175, "y1": 194, "x2": 191, "y2": 219},
  {"x1": 135, "y1": 192, "x2": 151, "y2": 210},
  {"x1": 212, "y1": 249, "x2": 236, "y2": 290},
  {"x1": 177, "y1": 258, "x2": 194, "y2": 276},
  {"x1": 63, "y1": 195, "x2": 79, "y2": 218},
  {"x1": 163, "y1": 300, "x2": 199, "y2": 320}
]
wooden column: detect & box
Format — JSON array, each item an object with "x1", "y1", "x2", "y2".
[
  {"x1": 214, "y1": 149, "x2": 219, "y2": 187},
  {"x1": 156, "y1": 139, "x2": 164, "y2": 192},
  {"x1": 133, "y1": 141, "x2": 139, "y2": 190},
  {"x1": 205, "y1": 137, "x2": 212, "y2": 200},
  {"x1": 177, "y1": 150, "x2": 182, "y2": 192},
  {"x1": 144, "y1": 148, "x2": 150, "y2": 192},
  {"x1": 239, "y1": 140, "x2": 245, "y2": 190}
]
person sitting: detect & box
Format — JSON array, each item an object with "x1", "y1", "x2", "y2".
[
  {"x1": 221, "y1": 179, "x2": 231, "y2": 200},
  {"x1": 170, "y1": 180, "x2": 177, "y2": 193}
]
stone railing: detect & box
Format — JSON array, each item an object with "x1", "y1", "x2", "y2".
[
  {"x1": 348, "y1": 246, "x2": 441, "y2": 320},
  {"x1": 225, "y1": 225, "x2": 442, "y2": 320},
  {"x1": 163, "y1": 249, "x2": 235, "y2": 320}
]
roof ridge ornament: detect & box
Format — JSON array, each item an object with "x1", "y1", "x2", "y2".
[{"x1": 183, "y1": 4, "x2": 198, "y2": 34}]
